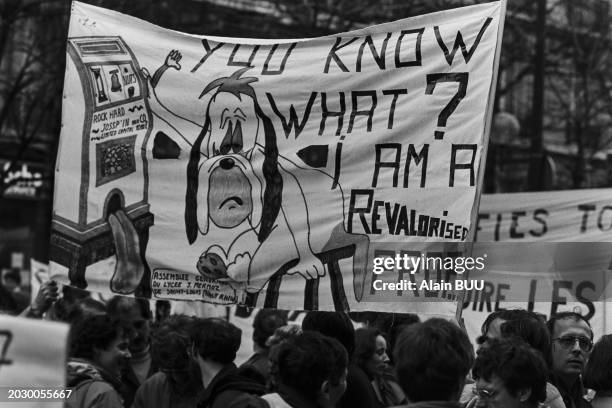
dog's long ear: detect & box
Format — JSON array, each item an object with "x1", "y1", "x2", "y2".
[
  {"x1": 196, "y1": 163, "x2": 209, "y2": 235},
  {"x1": 185, "y1": 120, "x2": 209, "y2": 244},
  {"x1": 246, "y1": 167, "x2": 263, "y2": 230},
  {"x1": 254, "y1": 102, "x2": 282, "y2": 243}
]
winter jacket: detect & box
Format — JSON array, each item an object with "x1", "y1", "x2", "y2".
[
  {"x1": 240, "y1": 352, "x2": 270, "y2": 384},
  {"x1": 120, "y1": 349, "x2": 158, "y2": 408},
  {"x1": 390, "y1": 401, "x2": 463, "y2": 408},
  {"x1": 66, "y1": 358, "x2": 124, "y2": 408},
  {"x1": 549, "y1": 373, "x2": 593, "y2": 408},
  {"x1": 131, "y1": 371, "x2": 204, "y2": 408}
]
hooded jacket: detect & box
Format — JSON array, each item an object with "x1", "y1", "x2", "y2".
[{"x1": 66, "y1": 358, "x2": 124, "y2": 408}]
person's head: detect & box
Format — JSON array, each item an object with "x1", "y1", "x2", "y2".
[
  {"x1": 74, "y1": 297, "x2": 107, "y2": 319},
  {"x1": 2, "y1": 269, "x2": 21, "y2": 291},
  {"x1": 266, "y1": 324, "x2": 302, "y2": 350},
  {"x1": 192, "y1": 318, "x2": 241, "y2": 366},
  {"x1": 107, "y1": 296, "x2": 152, "y2": 354},
  {"x1": 0, "y1": 280, "x2": 17, "y2": 314},
  {"x1": 353, "y1": 312, "x2": 420, "y2": 362},
  {"x1": 394, "y1": 318, "x2": 474, "y2": 402},
  {"x1": 270, "y1": 331, "x2": 348, "y2": 406},
  {"x1": 583, "y1": 334, "x2": 612, "y2": 392},
  {"x1": 546, "y1": 312, "x2": 593, "y2": 380},
  {"x1": 151, "y1": 315, "x2": 198, "y2": 370},
  {"x1": 498, "y1": 314, "x2": 551, "y2": 366},
  {"x1": 354, "y1": 328, "x2": 389, "y2": 377},
  {"x1": 479, "y1": 309, "x2": 538, "y2": 346},
  {"x1": 151, "y1": 315, "x2": 202, "y2": 395},
  {"x1": 301, "y1": 311, "x2": 355, "y2": 356},
  {"x1": 155, "y1": 300, "x2": 171, "y2": 322},
  {"x1": 70, "y1": 314, "x2": 131, "y2": 377},
  {"x1": 386, "y1": 314, "x2": 420, "y2": 362},
  {"x1": 473, "y1": 338, "x2": 548, "y2": 408},
  {"x1": 252, "y1": 309, "x2": 288, "y2": 351}
]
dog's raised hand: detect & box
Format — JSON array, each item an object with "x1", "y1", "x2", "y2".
[
  {"x1": 286, "y1": 254, "x2": 325, "y2": 280},
  {"x1": 164, "y1": 50, "x2": 182, "y2": 70}
]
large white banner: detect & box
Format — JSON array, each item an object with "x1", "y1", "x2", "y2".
[
  {"x1": 0, "y1": 316, "x2": 69, "y2": 407},
  {"x1": 463, "y1": 189, "x2": 612, "y2": 342},
  {"x1": 50, "y1": 2, "x2": 504, "y2": 312},
  {"x1": 478, "y1": 188, "x2": 612, "y2": 242}
]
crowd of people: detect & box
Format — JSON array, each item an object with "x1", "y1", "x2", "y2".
[{"x1": 1, "y1": 279, "x2": 612, "y2": 408}]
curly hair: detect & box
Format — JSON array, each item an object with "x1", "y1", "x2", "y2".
[
  {"x1": 69, "y1": 314, "x2": 124, "y2": 360},
  {"x1": 473, "y1": 338, "x2": 547, "y2": 405}
]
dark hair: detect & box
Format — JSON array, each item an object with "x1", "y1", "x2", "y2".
[
  {"x1": 70, "y1": 314, "x2": 124, "y2": 360},
  {"x1": 107, "y1": 296, "x2": 152, "y2": 320},
  {"x1": 394, "y1": 318, "x2": 474, "y2": 402},
  {"x1": 66, "y1": 297, "x2": 108, "y2": 323},
  {"x1": 270, "y1": 331, "x2": 348, "y2": 400},
  {"x1": 583, "y1": 334, "x2": 612, "y2": 391},
  {"x1": 62, "y1": 286, "x2": 91, "y2": 303},
  {"x1": 301, "y1": 311, "x2": 355, "y2": 356},
  {"x1": 0, "y1": 281, "x2": 17, "y2": 314},
  {"x1": 155, "y1": 300, "x2": 171, "y2": 322},
  {"x1": 151, "y1": 315, "x2": 197, "y2": 370},
  {"x1": 252, "y1": 309, "x2": 288, "y2": 349},
  {"x1": 380, "y1": 313, "x2": 420, "y2": 362},
  {"x1": 4, "y1": 269, "x2": 21, "y2": 285},
  {"x1": 473, "y1": 338, "x2": 548, "y2": 405},
  {"x1": 151, "y1": 315, "x2": 202, "y2": 396},
  {"x1": 326, "y1": 335, "x2": 349, "y2": 386},
  {"x1": 354, "y1": 327, "x2": 382, "y2": 375},
  {"x1": 193, "y1": 318, "x2": 241, "y2": 364},
  {"x1": 480, "y1": 309, "x2": 536, "y2": 336},
  {"x1": 499, "y1": 314, "x2": 551, "y2": 366},
  {"x1": 546, "y1": 312, "x2": 593, "y2": 340}
]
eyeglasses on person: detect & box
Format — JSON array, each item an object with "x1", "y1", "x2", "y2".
[{"x1": 552, "y1": 335, "x2": 593, "y2": 352}]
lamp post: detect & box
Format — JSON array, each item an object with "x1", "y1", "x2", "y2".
[{"x1": 528, "y1": 0, "x2": 546, "y2": 191}]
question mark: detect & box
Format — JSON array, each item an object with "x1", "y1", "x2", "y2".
[{"x1": 425, "y1": 72, "x2": 469, "y2": 140}]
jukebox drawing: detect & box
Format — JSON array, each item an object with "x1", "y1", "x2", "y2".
[{"x1": 50, "y1": 36, "x2": 154, "y2": 296}]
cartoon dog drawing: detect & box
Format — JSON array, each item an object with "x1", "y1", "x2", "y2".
[
  {"x1": 185, "y1": 68, "x2": 326, "y2": 292},
  {"x1": 143, "y1": 52, "x2": 369, "y2": 304}
]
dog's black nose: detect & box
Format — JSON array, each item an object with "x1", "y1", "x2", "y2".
[{"x1": 219, "y1": 157, "x2": 235, "y2": 170}]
